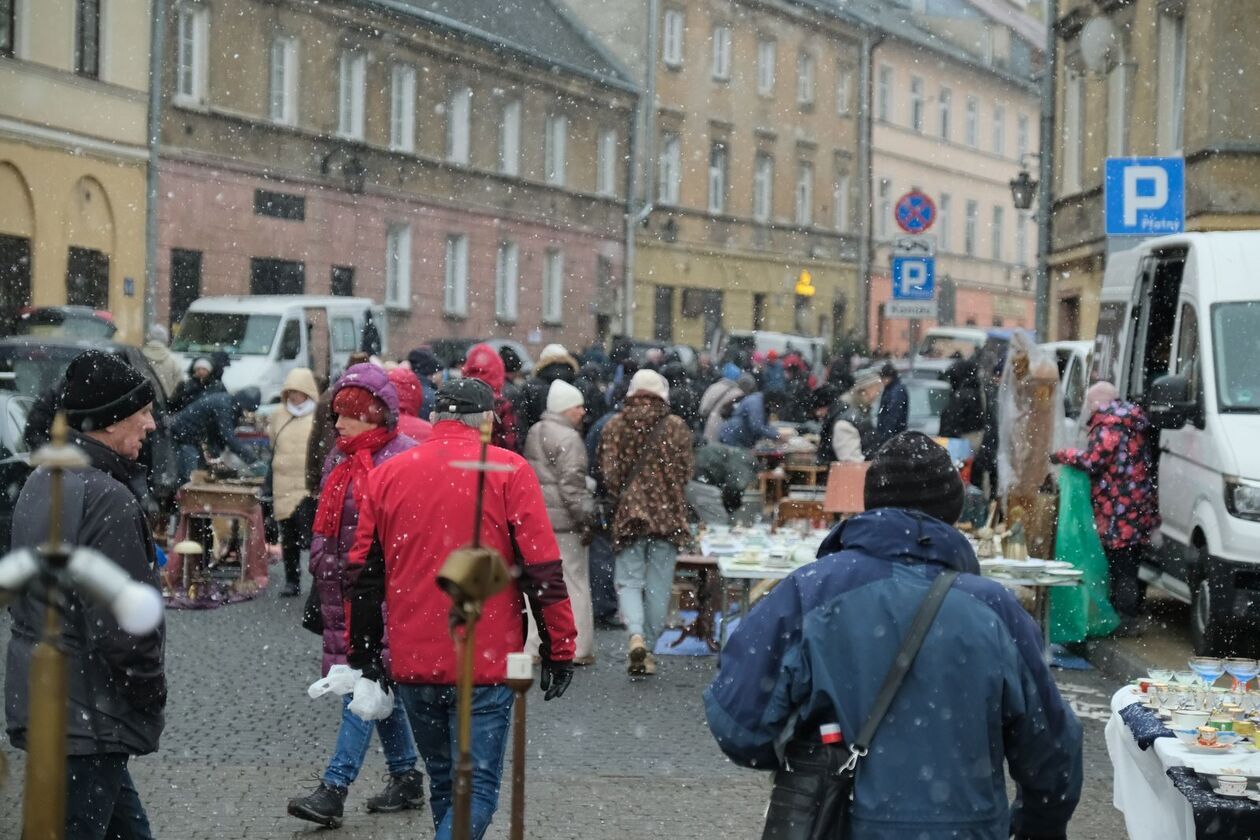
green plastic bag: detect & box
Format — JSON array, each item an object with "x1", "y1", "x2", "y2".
[{"x1": 1049, "y1": 467, "x2": 1121, "y2": 644}]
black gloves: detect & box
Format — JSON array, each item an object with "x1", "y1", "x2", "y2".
[
  {"x1": 539, "y1": 658, "x2": 573, "y2": 701},
  {"x1": 360, "y1": 660, "x2": 394, "y2": 691}
]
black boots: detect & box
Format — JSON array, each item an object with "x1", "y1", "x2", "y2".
[
  {"x1": 365, "y1": 769, "x2": 426, "y2": 813},
  {"x1": 287, "y1": 782, "x2": 347, "y2": 828}
]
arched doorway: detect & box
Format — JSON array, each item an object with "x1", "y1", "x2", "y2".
[
  {"x1": 0, "y1": 162, "x2": 34, "y2": 335},
  {"x1": 64, "y1": 176, "x2": 115, "y2": 310}
]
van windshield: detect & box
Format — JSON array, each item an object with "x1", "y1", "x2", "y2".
[
  {"x1": 172, "y1": 313, "x2": 281, "y2": 356},
  {"x1": 917, "y1": 335, "x2": 980, "y2": 360},
  {"x1": 1213, "y1": 303, "x2": 1260, "y2": 412}
]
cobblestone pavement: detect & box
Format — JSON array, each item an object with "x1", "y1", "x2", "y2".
[{"x1": 0, "y1": 565, "x2": 1128, "y2": 839}]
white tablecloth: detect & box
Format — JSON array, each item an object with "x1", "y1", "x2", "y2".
[{"x1": 1106, "y1": 686, "x2": 1260, "y2": 839}]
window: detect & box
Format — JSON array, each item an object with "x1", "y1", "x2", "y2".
[
  {"x1": 1158, "y1": 13, "x2": 1186, "y2": 154},
  {"x1": 337, "y1": 52, "x2": 366, "y2": 141},
  {"x1": 1107, "y1": 60, "x2": 1128, "y2": 157},
  {"x1": 659, "y1": 132, "x2": 681, "y2": 205},
  {"x1": 544, "y1": 114, "x2": 568, "y2": 187},
  {"x1": 597, "y1": 129, "x2": 617, "y2": 196},
  {"x1": 175, "y1": 6, "x2": 208, "y2": 105},
  {"x1": 75, "y1": 0, "x2": 101, "y2": 78},
  {"x1": 64, "y1": 246, "x2": 108, "y2": 308},
  {"x1": 752, "y1": 153, "x2": 773, "y2": 223},
  {"x1": 992, "y1": 104, "x2": 1005, "y2": 156},
  {"x1": 707, "y1": 142, "x2": 728, "y2": 214},
  {"x1": 964, "y1": 200, "x2": 978, "y2": 256},
  {"x1": 254, "y1": 189, "x2": 305, "y2": 220},
  {"x1": 1015, "y1": 213, "x2": 1027, "y2": 266},
  {"x1": 1176, "y1": 303, "x2": 1200, "y2": 397},
  {"x1": 269, "y1": 37, "x2": 298, "y2": 126},
  {"x1": 543, "y1": 249, "x2": 564, "y2": 324},
  {"x1": 877, "y1": 178, "x2": 891, "y2": 239},
  {"x1": 795, "y1": 161, "x2": 813, "y2": 227},
  {"x1": 662, "y1": 9, "x2": 684, "y2": 67},
  {"x1": 248, "y1": 257, "x2": 304, "y2": 295},
  {"x1": 965, "y1": 96, "x2": 978, "y2": 147},
  {"x1": 447, "y1": 87, "x2": 471, "y2": 165},
  {"x1": 757, "y1": 39, "x2": 776, "y2": 96},
  {"x1": 909, "y1": 76, "x2": 925, "y2": 132},
  {"x1": 991, "y1": 206, "x2": 1004, "y2": 261},
  {"x1": 938, "y1": 193, "x2": 951, "y2": 251},
  {"x1": 499, "y1": 100, "x2": 522, "y2": 176},
  {"x1": 444, "y1": 234, "x2": 468, "y2": 317},
  {"x1": 797, "y1": 52, "x2": 815, "y2": 106},
  {"x1": 331, "y1": 265, "x2": 354, "y2": 297},
  {"x1": 1, "y1": 0, "x2": 14, "y2": 57},
  {"x1": 877, "y1": 65, "x2": 893, "y2": 121},
  {"x1": 833, "y1": 173, "x2": 849, "y2": 232},
  {"x1": 385, "y1": 224, "x2": 411, "y2": 309},
  {"x1": 938, "y1": 88, "x2": 952, "y2": 139},
  {"x1": 495, "y1": 242, "x2": 519, "y2": 322},
  {"x1": 331, "y1": 317, "x2": 357, "y2": 353},
  {"x1": 836, "y1": 65, "x2": 852, "y2": 114},
  {"x1": 1062, "y1": 73, "x2": 1083, "y2": 192},
  {"x1": 1017, "y1": 113, "x2": 1030, "y2": 159},
  {"x1": 169, "y1": 248, "x2": 202, "y2": 327},
  {"x1": 389, "y1": 64, "x2": 416, "y2": 152},
  {"x1": 711, "y1": 25, "x2": 731, "y2": 80}
]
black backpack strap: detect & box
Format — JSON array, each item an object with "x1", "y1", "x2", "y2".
[{"x1": 852, "y1": 570, "x2": 959, "y2": 755}]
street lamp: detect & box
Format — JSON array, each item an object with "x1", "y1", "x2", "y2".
[{"x1": 1009, "y1": 169, "x2": 1038, "y2": 211}]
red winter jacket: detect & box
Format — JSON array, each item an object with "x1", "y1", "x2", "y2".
[{"x1": 347, "y1": 421, "x2": 576, "y2": 684}]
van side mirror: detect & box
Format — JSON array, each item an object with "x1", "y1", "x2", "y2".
[{"x1": 1149, "y1": 374, "x2": 1195, "y2": 430}]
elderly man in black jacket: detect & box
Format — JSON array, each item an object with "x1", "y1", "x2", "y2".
[{"x1": 6, "y1": 350, "x2": 167, "y2": 839}]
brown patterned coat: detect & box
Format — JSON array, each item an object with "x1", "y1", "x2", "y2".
[{"x1": 599, "y1": 393, "x2": 695, "y2": 551}]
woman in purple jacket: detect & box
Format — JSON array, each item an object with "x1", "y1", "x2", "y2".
[{"x1": 287, "y1": 364, "x2": 423, "y2": 828}]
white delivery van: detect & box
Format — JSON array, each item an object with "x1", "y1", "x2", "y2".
[
  {"x1": 718, "y1": 330, "x2": 829, "y2": 375},
  {"x1": 1090, "y1": 230, "x2": 1260, "y2": 654},
  {"x1": 910, "y1": 327, "x2": 988, "y2": 379},
  {"x1": 171, "y1": 296, "x2": 387, "y2": 403},
  {"x1": 1042, "y1": 340, "x2": 1092, "y2": 445}
]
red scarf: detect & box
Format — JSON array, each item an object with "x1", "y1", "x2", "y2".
[{"x1": 312, "y1": 427, "x2": 397, "y2": 538}]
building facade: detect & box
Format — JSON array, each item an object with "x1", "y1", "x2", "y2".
[
  {"x1": 564, "y1": 0, "x2": 864, "y2": 350},
  {"x1": 856, "y1": 0, "x2": 1043, "y2": 355},
  {"x1": 0, "y1": 0, "x2": 151, "y2": 342},
  {"x1": 1047, "y1": 0, "x2": 1260, "y2": 341},
  {"x1": 154, "y1": 0, "x2": 635, "y2": 354}
]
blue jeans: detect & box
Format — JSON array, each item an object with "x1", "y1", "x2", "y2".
[
  {"x1": 65, "y1": 753, "x2": 153, "y2": 840},
  {"x1": 322, "y1": 694, "x2": 419, "y2": 789},
  {"x1": 615, "y1": 538, "x2": 678, "y2": 648},
  {"x1": 397, "y1": 684, "x2": 514, "y2": 840},
  {"x1": 176, "y1": 443, "x2": 201, "y2": 485}
]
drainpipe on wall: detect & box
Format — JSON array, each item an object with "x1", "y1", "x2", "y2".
[
  {"x1": 1035, "y1": 0, "x2": 1058, "y2": 339},
  {"x1": 856, "y1": 28, "x2": 884, "y2": 349},
  {"x1": 622, "y1": 0, "x2": 659, "y2": 340},
  {"x1": 143, "y1": 0, "x2": 168, "y2": 337}
]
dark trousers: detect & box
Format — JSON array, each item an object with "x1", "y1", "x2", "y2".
[
  {"x1": 278, "y1": 515, "x2": 304, "y2": 587},
  {"x1": 65, "y1": 753, "x2": 154, "y2": 840},
  {"x1": 1106, "y1": 544, "x2": 1146, "y2": 619},
  {"x1": 588, "y1": 530, "x2": 618, "y2": 621}
]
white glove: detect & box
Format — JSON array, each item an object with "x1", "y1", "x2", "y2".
[
  {"x1": 307, "y1": 664, "x2": 361, "y2": 699},
  {"x1": 348, "y1": 676, "x2": 395, "y2": 721}
]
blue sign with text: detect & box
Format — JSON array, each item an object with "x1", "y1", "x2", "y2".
[
  {"x1": 1104, "y1": 157, "x2": 1185, "y2": 236},
  {"x1": 891, "y1": 256, "x2": 935, "y2": 301}
]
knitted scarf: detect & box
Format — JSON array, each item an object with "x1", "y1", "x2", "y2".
[{"x1": 312, "y1": 426, "x2": 396, "y2": 538}]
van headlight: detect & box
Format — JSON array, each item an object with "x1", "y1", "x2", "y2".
[{"x1": 1225, "y1": 478, "x2": 1260, "y2": 521}]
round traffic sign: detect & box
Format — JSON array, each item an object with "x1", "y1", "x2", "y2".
[{"x1": 894, "y1": 190, "x2": 936, "y2": 234}]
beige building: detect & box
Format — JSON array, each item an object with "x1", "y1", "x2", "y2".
[
  {"x1": 854, "y1": 0, "x2": 1043, "y2": 354},
  {"x1": 0, "y1": 0, "x2": 152, "y2": 342},
  {"x1": 563, "y1": 0, "x2": 864, "y2": 349},
  {"x1": 1048, "y1": 0, "x2": 1260, "y2": 341}
]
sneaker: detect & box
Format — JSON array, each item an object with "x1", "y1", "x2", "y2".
[
  {"x1": 365, "y1": 769, "x2": 425, "y2": 813},
  {"x1": 627, "y1": 634, "x2": 648, "y2": 675},
  {"x1": 280, "y1": 581, "x2": 300, "y2": 598},
  {"x1": 643, "y1": 653, "x2": 656, "y2": 676},
  {"x1": 287, "y1": 781, "x2": 347, "y2": 828}
]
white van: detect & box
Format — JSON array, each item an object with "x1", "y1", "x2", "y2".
[
  {"x1": 1042, "y1": 340, "x2": 1092, "y2": 445},
  {"x1": 910, "y1": 327, "x2": 988, "y2": 380},
  {"x1": 171, "y1": 296, "x2": 387, "y2": 403},
  {"x1": 1091, "y1": 230, "x2": 1260, "y2": 654},
  {"x1": 718, "y1": 330, "x2": 829, "y2": 374}
]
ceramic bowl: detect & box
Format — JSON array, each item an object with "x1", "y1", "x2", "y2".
[
  {"x1": 1173, "y1": 709, "x2": 1212, "y2": 728},
  {"x1": 1172, "y1": 727, "x2": 1200, "y2": 746}
]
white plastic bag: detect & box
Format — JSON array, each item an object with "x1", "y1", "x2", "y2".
[
  {"x1": 307, "y1": 664, "x2": 361, "y2": 699},
  {"x1": 348, "y1": 677, "x2": 395, "y2": 721}
]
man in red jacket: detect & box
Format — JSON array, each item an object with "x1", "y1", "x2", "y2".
[{"x1": 347, "y1": 378, "x2": 576, "y2": 840}]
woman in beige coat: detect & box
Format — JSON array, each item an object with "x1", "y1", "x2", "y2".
[
  {"x1": 524, "y1": 380, "x2": 595, "y2": 663},
  {"x1": 268, "y1": 367, "x2": 320, "y2": 597}
]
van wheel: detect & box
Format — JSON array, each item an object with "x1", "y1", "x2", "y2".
[{"x1": 1192, "y1": 573, "x2": 1231, "y2": 656}]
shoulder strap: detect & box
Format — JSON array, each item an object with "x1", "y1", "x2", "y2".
[{"x1": 853, "y1": 570, "x2": 959, "y2": 752}]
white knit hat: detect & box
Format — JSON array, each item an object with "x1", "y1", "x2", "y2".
[
  {"x1": 627, "y1": 369, "x2": 669, "y2": 403},
  {"x1": 537, "y1": 343, "x2": 579, "y2": 371},
  {"x1": 547, "y1": 379, "x2": 584, "y2": 413}
]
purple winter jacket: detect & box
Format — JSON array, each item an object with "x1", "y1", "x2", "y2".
[{"x1": 308, "y1": 363, "x2": 415, "y2": 676}]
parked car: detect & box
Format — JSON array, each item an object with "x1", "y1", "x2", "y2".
[
  {"x1": 909, "y1": 327, "x2": 988, "y2": 380},
  {"x1": 0, "y1": 337, "x2": 181, "y2": 541},
  {"x1": 904, "y1": 377, "x2": 950, "y2": 437},
  {"x1": 14, "y1": 306, "x2": 117, "y2": 341}
]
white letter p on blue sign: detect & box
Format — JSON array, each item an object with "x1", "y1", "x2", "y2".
[
  {"x1": 1122, "y1": 166, "x2": 1168, "y2": 226},
  {"x1": 1105, "y1": 157, "x2": 1184, "y2": 236}
]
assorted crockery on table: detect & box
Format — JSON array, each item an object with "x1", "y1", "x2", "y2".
[
  {"x1": 1132, "y1": 658, "x2": 1260, "y2": 769},
  {"x1": 977, "y1": 557, "x2": 1085, "y2": 585},
  {"x1": 698, "y1": 523, "x2": 830, "y2": 571}
]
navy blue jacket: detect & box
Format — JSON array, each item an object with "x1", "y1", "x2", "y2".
[
  {"x1": 875, "y1": 378, "x2": 909, "y2": 446},
  {"x1": 718, "y1": 392, "x2": 779, "y2": 448},
  {"x1": 170, "y1": 392, "x2": 254, "y2": 463},
  {"x1": 704, "y1": 509, "x2": 1082, "y2": 840}
]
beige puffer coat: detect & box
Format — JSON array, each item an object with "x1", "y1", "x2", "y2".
[
  {"x1": 523, "y1": 411, "x2": 592, "y2": 533},
  {"x1": 267, "y1": 367, "x2": 319, "y2": 520}
]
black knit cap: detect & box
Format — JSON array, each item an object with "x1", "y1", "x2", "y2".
[
  {"x1": 62, "y1": 350, "x2": 156, "y2": 432},
  {"x1": 864, "y1": 431, "x2": 965, "y2": 524},
  {"x1": 435, "y1": 378, "x2": 494, "y2": 415}
]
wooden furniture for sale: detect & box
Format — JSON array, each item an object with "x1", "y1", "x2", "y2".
[{"x1": 166, "y1": 472, "x2": 269, "y2": 600}]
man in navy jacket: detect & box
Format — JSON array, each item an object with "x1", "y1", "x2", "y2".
[{"x1": 705, "y1": 432, "x2": 1081, "y2": 840}]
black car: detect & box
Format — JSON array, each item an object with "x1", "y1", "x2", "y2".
[
  {"x1": 15, "y1": 306, "x2": 118, "y2": 341},
  {"x1": 0, "y1": 338, "x2": 180, "y2": 546}
]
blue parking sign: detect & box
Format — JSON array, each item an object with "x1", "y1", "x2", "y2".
[
  {"x1": 891, "y1": 256, "x2": 934, "y2": 301},
  {"x1": 1105, "y1": 157, "x2": 1185, "y2": 236}
]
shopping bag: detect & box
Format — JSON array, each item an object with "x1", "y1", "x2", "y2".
[
  {"x1": 348, "y1": 677, "x2": 395, "y2": 721},
  {"x1": 1049, "y1": 467, "x2": 1121, "y2": 643},
  {"x1": 307, "y1": 664, "x2": 361, "y2": 699}
]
